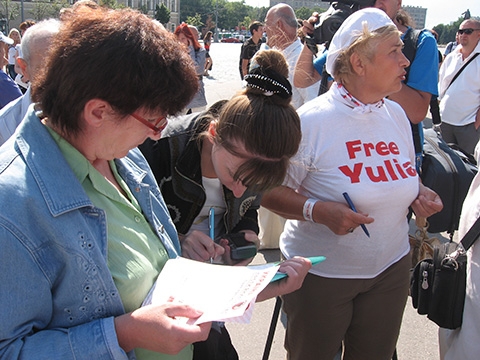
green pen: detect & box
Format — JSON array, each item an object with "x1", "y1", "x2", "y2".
[{"x1": 270, "y1": 256, "x2": 326, "y2": 282}]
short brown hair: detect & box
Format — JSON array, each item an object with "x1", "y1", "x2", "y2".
[
  {"x1": 249, "y1": 21, "x2": 263, "y2": 34},
  {"x1": 32, "y1": 7, "x2": 198, "y2": 136}
]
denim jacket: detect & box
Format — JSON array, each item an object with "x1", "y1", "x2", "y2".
[{"x1": 0, "y1": 110, "x2": 181, "y2": 359}]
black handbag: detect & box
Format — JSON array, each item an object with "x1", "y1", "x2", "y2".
[{"x1": 410, "y1": 216, "x2": 480, "y2": 329}]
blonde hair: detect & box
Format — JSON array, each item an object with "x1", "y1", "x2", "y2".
[{"x1": 333, "y1": 23, "x2": 400, "y2": 84}]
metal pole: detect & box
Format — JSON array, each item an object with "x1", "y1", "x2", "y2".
[{"x1": 214, "y1": 0, "x2": 218, "y2": 42}]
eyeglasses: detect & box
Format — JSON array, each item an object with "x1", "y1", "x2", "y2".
[
  {"x1": 131, "y1": 112, "x2": 167, "y2": 135},
  {"x1": 457, "y1": 28, "x2": 480, "y2": 35}
]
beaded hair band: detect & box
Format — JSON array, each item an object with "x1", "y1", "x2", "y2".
[{"x1": 244, "y1": 67, "x2": 293, "y2": 99}]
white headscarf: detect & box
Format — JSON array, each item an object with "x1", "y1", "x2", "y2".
[{"x1": 325, "y1": 8, "x2": 394, "y2": 76}]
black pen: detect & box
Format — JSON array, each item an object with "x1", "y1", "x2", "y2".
[{"x1": 342, "y1": 192, "x2": 370, "y2": 237}]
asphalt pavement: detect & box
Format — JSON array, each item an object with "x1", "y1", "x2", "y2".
[{"x1": 202, "y1": 42, "x2": 446, "y2": 360}]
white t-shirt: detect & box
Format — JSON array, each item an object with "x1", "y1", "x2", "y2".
[
  {"x1": 281, "y1": 84, "x2": 419, "y2": 278},
  {"x1": 189, "y1": 176, "x2": 225, "y2": 239},
  {"x1": 438, "y1": 41, "x2": 480, "y2": 126}
]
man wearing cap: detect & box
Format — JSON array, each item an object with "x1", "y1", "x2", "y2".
[
  {"x1": 262, "y1": 7, "x2": 442, "y2": 360},
  {"x1": 0, "y1": 33, "x2": 22, "y2": 109}
]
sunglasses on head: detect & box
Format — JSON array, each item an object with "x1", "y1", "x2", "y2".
[{"x1": 457, "y1": 28, "x2": 480, "y2": 35}]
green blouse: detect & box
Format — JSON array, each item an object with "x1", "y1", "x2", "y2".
[{"x1": 47, "y1": 128, "x2": 192, "y2": 360}]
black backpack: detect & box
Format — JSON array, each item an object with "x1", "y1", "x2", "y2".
[{"x1": 420, "y1": 129, "x2": 477, "y2": 236}]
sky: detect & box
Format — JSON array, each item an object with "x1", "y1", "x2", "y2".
[{"x1": 239, "y1": 0, "x2": 480, "y2": 29}]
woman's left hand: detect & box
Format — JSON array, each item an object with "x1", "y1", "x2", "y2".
[
  {"x1": 411, "y1": 182, "x2": 443, "y2": 218},
  {"x1": 219, "y1": 230, "x2": 259, "y2": 266},
  {"x1": 256, "y1": 256, "x2": 312, "y2": 302}
]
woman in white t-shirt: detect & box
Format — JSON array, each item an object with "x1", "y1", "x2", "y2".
[
  {"x1": 6, "y1": 28, "x2": 21, "y2": 80},
  {"x1": 262, "y1": 8, "x2": 443, "y2": 360}
]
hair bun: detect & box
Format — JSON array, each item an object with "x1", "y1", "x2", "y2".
[{"x1": 244, "y1": 67, "x2": 292, "y2": 99}]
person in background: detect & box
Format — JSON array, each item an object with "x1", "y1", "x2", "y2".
[
  {"x1": 427, "y1": 28, "x2": 443, "y2": 128},
  {"x1": 238, "y1": 21, "x2": 264, "y2": 80},
  {"x1": 174, "y1": 23, "x2": 207, "y2": 114},
  {"x1": 263, "y1": 3, "x2": 317, "y2": 109},
  {"x1": 261, "y1": 8, "x2": 443, "y2": 360},
  {"x1": 0, "y1": 19, "x2": 61, "y2": 146},
  {"x1": 14, "y1": 20, "x2": 36, "y2": 92},
  {"x1": 438, "y1": 18, "x2": 480, "y2": 155},
  {"x1": 139, "y1": 49, "x2": 311, "y2": 359},
  {"x1": 444, "y1": 33, "x2": 459, "y2": 57},
  {"x1": 6, "y1": 28, "x2": 21, "y2": 80},
  {"x1": 203, "y1": 30, "x2": 213, "y2": 76},
  {"x1": 19, "y1": 20, "x2": 36, "y2": 36},
  {"x1": 0, "y1": 33, "x2": 22, "y2": 109}
]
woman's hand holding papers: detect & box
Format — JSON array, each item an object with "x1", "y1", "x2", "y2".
[
  {"x1": 115, "y1": 303, "x2": 211, "y2": 354},
  {"x1": 256, "y1": 256, "x2": 312, "y2": 302}
]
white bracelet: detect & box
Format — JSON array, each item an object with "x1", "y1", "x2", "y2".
[{"x1": 303, "y1": 198, "x2": 317, "y2": 222}]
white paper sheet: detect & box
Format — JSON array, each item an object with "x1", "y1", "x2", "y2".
[{"x1": 142, "y1": 257, "x2": 279, "y2": 324}]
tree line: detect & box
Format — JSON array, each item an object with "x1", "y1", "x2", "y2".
[{"x1": 1, "y1": 0, "x2": 474, "y2": 44}]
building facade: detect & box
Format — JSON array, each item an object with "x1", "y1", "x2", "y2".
[
  {"x1": 117, "y1": 0, "x2": 179, "y2": 32},
  {"x1": 402, "y1": 5, "x2": 427, "y2": 29},
  {"x1": 3, "y1": 0, "x2": 180, "y2": 33},
  {"x1": 269, "y1": 0, "x2": 329, "y2": 11}
]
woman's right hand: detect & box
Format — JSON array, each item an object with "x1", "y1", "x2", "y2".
[
  {"x1": 314, "y1": 201, "x2": 374, "y2": 235},
  {"x1": 114, "y1": 303, "x2": 211, "y2": 354},
  {"x1": 180, "y1": 230, "x2": 225, "y2": 262}
]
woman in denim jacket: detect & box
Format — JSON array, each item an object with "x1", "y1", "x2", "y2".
[{"x1": 0, "y1": 7, "x2": 311, "y2": 360}]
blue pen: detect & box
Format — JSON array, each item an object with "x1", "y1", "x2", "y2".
[
  {"x1": 209, "y1": 207, "x2": 215, "y2": 240},
  {"x1": 342, "y1": 192, "x2": 370, "y2": 237},
  {"x1": 208, "y1": 207, "x2": 215, "y2": 263}
]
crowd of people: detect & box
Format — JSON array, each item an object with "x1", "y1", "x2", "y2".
[{"x1": 0, "y1": 1, "x2": 479, "y2": 360}]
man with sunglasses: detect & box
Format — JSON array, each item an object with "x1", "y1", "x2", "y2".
[{"x1": 438, "y1": 19, "x2": 480, "y2": 155}]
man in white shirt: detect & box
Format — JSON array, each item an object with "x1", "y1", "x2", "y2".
[
  {"x1": 263, "y1": 3, "x2": 317, "y2": 109},
  {"x1": 438, "y1": 19, "x2": 480, "y2": 155},
  {"x1": 0, "y1": 19, "x2": 60, "y2": 146}
]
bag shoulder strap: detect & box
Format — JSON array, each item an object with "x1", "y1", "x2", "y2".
[
  {"x1": 446, "y1": 52, "x2": 479, "y2": 92},
  {"x1": 402, "y1": 27, "x2": 422, "y2": 83},
  {"x1": 459, "y1": 215, "x2": 480, "y2": 251}
]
